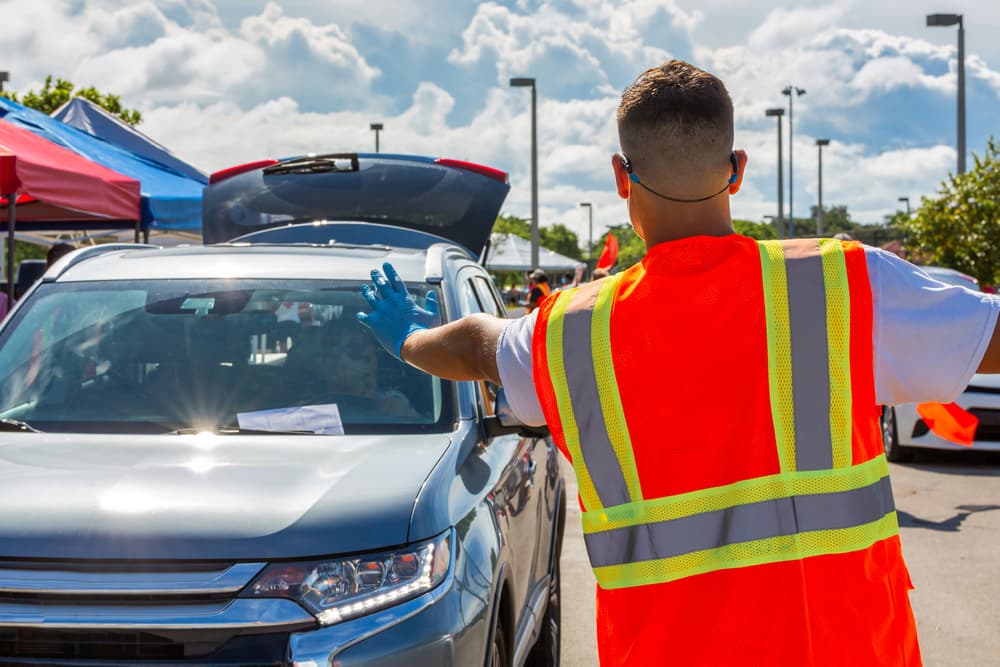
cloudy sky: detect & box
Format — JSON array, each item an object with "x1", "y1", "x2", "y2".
[{"x1": 3, "y1": 0, "x2": 998, "y2": 242}]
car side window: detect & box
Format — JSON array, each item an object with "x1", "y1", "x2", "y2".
[
  {"x1": 457, "y1": 270, "x2": 501, "y2": 411},
  {"x1": 459, "y1": 279, "x2": 484, "y2": 317},
  {"x1": 472, "y1": 276, "x2": 506, "y2": 319}
]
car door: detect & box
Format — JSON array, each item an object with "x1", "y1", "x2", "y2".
[{"x1": 456, "y1": 267, "x2": 551, "y2": 631}]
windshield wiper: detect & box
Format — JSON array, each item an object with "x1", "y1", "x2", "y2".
[
  {"x1": 263, "y1": 153, "x2": 360, "y2": 176},
  {"x1": 0, "y1": 419, "x2": 43, "y2": 433}
]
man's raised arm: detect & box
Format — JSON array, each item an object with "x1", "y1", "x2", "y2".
[{"x1": 356, "y1": 263, "x2": 508, "y2": 385}]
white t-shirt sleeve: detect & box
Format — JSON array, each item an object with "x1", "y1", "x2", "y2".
[
  {"x1": 494, "y1": 251, "x2": 1000, "y2": 419},
  {"x1": 869, "y1": 247, "x2": 1000, "y2": 405},
  {"x1": 495, "y1": 310, "x2": 546, "y2": 426}
]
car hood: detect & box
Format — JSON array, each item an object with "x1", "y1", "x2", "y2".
[{"x1": 0, "y1": 432, "x2": 451, "y2": 560}]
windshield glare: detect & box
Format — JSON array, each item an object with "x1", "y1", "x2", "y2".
[{"x1": 0, "y1": 280, "x2": 450, "y2": 434}]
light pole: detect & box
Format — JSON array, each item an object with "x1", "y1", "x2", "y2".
[
  {"x1": 816, "y1": 139, "x2": 830, "y2": 236},
  {"x1": 580, "y1": 202, "x2": 593, "y2": 277},
  {"x1": 782, "y1": 86, "x2": 806, "y2": 237},
  {"x1": 898, "y1": 196, "x2": 911, "y2": 216},
  {"x1": 369, "y1": 123, "x2": 383, "y2": 153},
  {"x1": 765, "y1": 108, "x2": 785, "y2": 237},
  {"x1": 510, "y1": 77, "x2": 539, "y2": 269},
  {"x1": 0, "y1": 72, "x2": 8, "y2": 93},
  {"x1": 927, "y1": 13, "x2": 965, "y2": 174}
]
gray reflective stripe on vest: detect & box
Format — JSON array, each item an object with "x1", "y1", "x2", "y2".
[
  {"x1": 785, "y1": 245, "x2": 834, "y2": 471},
  {"x1": 562, "y1": 286, "x2": 632, "y2": 507},
  {"x1": 583, "y1": 475, "x2": 894, "y2": 569}
]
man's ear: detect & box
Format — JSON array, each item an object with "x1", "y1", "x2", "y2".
[
  {"x1": 612, "y1": 154, "x2": 631, "y2": 199},
  {"x1": 729, "y1": 150, "x2": 748, "y2": 195}
]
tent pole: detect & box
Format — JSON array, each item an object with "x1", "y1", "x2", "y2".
[
  {"x1": 134, "y1": 219, "x2": 140, "y2": 243},
  {"x1": 6, "y1": 196, "x2": 15, "y2": 306}
]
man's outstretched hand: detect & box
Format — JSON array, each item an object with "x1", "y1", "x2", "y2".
[{"x1": 356, "y1": 263, "x2": 441, "y2": 359}]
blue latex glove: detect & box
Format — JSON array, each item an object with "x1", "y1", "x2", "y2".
[{"x1": 356, "y1": 262, "x2": 441, "y2": 359}]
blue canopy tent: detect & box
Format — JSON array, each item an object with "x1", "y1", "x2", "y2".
[
  {"x1": 53, "y1": 97, "x2": 208, "y2": 184},
  {"x1": 0, "y1": 97, "x2": 203, "y2": 233}
]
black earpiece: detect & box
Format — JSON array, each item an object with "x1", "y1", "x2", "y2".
[{"x1": 728, "y1": 152, "x2": 740, "y2": 185}]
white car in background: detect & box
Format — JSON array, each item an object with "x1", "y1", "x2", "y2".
[{"x1": 880, "y1": 266, "x2": 1000, "y2": 461}]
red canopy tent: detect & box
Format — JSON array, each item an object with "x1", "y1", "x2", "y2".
[{"x1": 0, "y1": 118, "x2": 141, "y2": 303}]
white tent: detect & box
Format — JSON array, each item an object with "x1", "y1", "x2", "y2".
[{"x1": 485, "y1": 233, "x2": 584, "y2": 272}]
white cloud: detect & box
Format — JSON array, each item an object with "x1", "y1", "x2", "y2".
[
  {"x1": 748, "y1": 3, "x2": 850, "y2": 50},
  {"x1": 5, "y1": 0, "x2": 1000, "y2": 243}
]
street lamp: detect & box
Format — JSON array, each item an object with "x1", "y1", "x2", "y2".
[
  {"x1": 510, "y1": 77, "x2": 539, "y2": 269},
  {"x1": 580, "y1": 202, "x2": 593, "y2": 277},
  {"x1": 927, "y1": 13, "x2": 965, "y2": 174},
  {"x1": 898, "y1": 196, "x2": 911, "y2": 216},
  {"x1": 816, "y1": 139, "x2": 830, "y2": 236},
  {"x1": 765, "y1": 108, "x2": 785, "y2": 237},
  {"x1": 0, "y1": 72, "x2": 8, "y2": 93},
  {"x1": 782, "y1": 85, "x2": 806, "y2": 237},
  {"x1": 369, "y1": 123, "x2": 383, "y2": 153}
]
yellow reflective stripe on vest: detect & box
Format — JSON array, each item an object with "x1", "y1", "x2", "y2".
[
  {"x1": 591, "y1": 511, "x2": 899, "y2": 590},
  {"x1": 591, "y1": 276, "x2": 644, "y2": 503},
  {"x1": 758, "y1": 240, "x2": 796, "y2": 473},
  {"x1": 544, "y1": 288, "x2": 603, "y2": 511},
  {"x1": 819, "y1": 238, "x2": 853, "y2": 468},
  {"x1": 581, "y1": 453, "x2": 890, "y2": 533},
  {"x1": 584, "y1": 474, "x2": 894, "y2": 569}
]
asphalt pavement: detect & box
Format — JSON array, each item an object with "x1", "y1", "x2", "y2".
[{"x1": 558, "y1": 451, "x2": 1000, "y2": 666}]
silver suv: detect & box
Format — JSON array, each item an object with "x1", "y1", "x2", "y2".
[{"x1": 0, "y1": 154, "x2": 564, "y2": 666}]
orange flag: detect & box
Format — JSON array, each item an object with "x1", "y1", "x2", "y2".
[
  {"x1": 915, "y1": 402, "x2": 978, "y2": 447},
  {"x1": 596, "y1": 233, "x2": 619, "y2": 270}
]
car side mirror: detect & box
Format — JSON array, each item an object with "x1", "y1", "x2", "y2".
[{"x1": 483, "y1": 389, "x2": 549, "y2": 439}]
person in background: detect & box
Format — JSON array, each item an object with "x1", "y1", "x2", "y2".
[
  {"x1": 46, "y1": 242, "x2": 75, "y2": 269},
  {"x1": 525, "y1": 268, "x2": 550, "y2": 314}
]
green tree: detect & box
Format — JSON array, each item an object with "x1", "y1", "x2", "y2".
[
  {"x1": 539, "y1": 223, "x2": 583, "y2": 260},
  {"x1": 899, "y1": 137, "x2": 1000, "y2": 284},
  {"x1": 733, "y1": 219, "x2": 776, "y2": 240},
  {"x1": 492, "y1": 213, "x2": 531, "y2": 239},
  {"x1": 1, "y1": 76, "x2": 142, "y2": 126}
]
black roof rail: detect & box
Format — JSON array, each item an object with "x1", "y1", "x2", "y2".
[{"x1": 43, "y1": 244, "x2": 159, "y2": 282}]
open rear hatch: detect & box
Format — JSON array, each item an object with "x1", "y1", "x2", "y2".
[{"x1": 202, "y1": 153, "x2": 509, "y2": 256}]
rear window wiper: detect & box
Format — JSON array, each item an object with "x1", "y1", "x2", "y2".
[
  {"x1": 263, "y1": 153, "x2": 360, "y2": 176},
  {"x1": 0, "y1": 419, "x2": 43, "y2": 433}
]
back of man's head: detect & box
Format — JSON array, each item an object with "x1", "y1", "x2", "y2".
[{"x1": 617, "y1": 60, "x2": 734, "y2": 196}]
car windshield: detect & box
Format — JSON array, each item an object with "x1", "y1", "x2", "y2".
[{"x1": 0, "y1": 279, "x2": 452, "y2": 434}]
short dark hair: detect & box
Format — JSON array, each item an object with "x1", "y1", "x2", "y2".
[
  {"x1": 530, "y1": 269, "x2": 548, "y2": 283},
  {"x1": 46, "y1": 243, "x2": 75, "y2": 267},
  {"x1": 617, "y1": 60, "x2": 734, "y2": 190}
]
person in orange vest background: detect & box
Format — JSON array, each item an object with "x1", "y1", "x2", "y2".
[
  {"x1": 356, "y1": 59, "x2": 1000, "y2": 666},
  {"x1": 526, "y1": 268, "x2": 551, "y2": 314}
]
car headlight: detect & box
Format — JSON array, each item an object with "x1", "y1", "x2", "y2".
[{"x1": 242, "y1": 530, "x2": 452, "y2": 625}]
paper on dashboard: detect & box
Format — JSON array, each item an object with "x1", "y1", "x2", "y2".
[{"x1": 237, "y1": 403, "x2": 345, "y2": 435}]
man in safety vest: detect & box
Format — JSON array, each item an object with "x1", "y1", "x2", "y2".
[
  {"x1": 356, "y1": 60, "x2": 1000, "y2": 666},
  {"x1": 526, "y1": 268, "x2": 551, "y2": 314}
]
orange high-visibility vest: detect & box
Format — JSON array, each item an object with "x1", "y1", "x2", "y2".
[
  {"x1": 526, "y1": 282, "x2": 551, "y2": 314},
  {"x1": 532, "y1": 236, "x2": 921, "y2": 666}
]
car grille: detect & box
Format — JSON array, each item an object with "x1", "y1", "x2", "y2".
[
  {"x1": 0, "y1": 561, "x2": 313, "y2": 665},
  {"x1": 968, "y1": 408, "x2": 1000, "y2": 441},
  {"x1": 0, "y1": 629, "x2": 289, "y2": 665},
  {"x1": 0, "y1": 628, "x2": 276, "y2": 661}
]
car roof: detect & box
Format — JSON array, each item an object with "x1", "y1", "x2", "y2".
[{"x1": 46, "y1": 244, "x2": 435, "y2": 284}]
